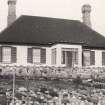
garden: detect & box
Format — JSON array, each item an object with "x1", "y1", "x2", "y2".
[{"x1": 0, "y1": 66, "x2": 105, "y2": 105}]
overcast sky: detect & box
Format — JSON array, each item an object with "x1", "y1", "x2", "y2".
[{"x1": 0, "y1": 0, "x2": 105, "y2": 36}]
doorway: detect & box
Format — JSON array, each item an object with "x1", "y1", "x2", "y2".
[{"x1": 66, "y1": 51, "x2": 72, "y2": 67}]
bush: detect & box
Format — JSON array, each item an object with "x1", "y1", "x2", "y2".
[
  {"x1": 73, "y1": 75, "x2": 82, "y2": 89},
  {"x1": 73, "y1": 75, "x2": 82, "y2": 84}
]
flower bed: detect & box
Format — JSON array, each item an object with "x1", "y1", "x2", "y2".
[{"x1": 0, "y1": 65, "x2": 105, "y2": 80}]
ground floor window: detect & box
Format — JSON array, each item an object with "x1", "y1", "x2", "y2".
[
  {"x1": 61, "y1": 51, "x2": 66, "y2": 64},
  {"x1": 83, "y1": 50, "x2": 90, "y2": 66},
  {"x1": 0, "y1": 46, "x2": 17, "y2": 63},
  {"x1": 90, "y1": 51, "x2": 95, "y2": 65},
  {"x1": 61, "y1": 48, "x2": 78, "y2": 67},
  {"x1": 27, "y1": 48, "x2": 46, "y2": 64},
  {"x1": 2, "y1": 47, "x2": 11, "y2": 63},
  {"x1": 83, "y1": 50, "x2": 95, "y2": 66},
  {"x1": 33, "y1": 49, "x2": 41, "y2": 63}
]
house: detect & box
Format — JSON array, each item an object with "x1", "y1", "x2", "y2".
[{"x1": 0, "y1": 0, "x2": 105, "y2": 68}]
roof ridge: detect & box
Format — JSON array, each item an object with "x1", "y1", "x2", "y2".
[{"x1": 20, "y1": 15, "x2": 81, "y2": 23}]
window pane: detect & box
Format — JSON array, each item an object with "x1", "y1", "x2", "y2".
[
  {"x1": 72, "y1": 51, "x2": 78, "y2": 66},
  {"x1": 61, "y1": 48, "x2": 78, "y2": 66},
  {"x1": 40, "y1": 49, "x2": 46, "y2": 64},
  {"x1": 83, "y1": 51, "x2": 90, "y2": 66},
  {"x1": 33, "y1": 49, "x2": 40, "y2": 63},
  {"x1": 90, "y1": 51, "x2": 95, "y2": 65},
  {"x1": 2, "y1": 47, "x2": 11, "y2": 63},
  {"x1": 61, "y1": 51, "x2": 65, "y2": 64}
]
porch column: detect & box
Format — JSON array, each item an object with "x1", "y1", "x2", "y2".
[
  {"x1": 46, "y1": 48, "x2": 51, "y2": 66},
  {"x1": 56, "y1": 47, "x2": 62, "y2": 66},
  {"x1": 95, "y1": 51, "x2": 102, "y2": 67}
]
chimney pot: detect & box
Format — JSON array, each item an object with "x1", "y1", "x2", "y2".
[
  {"x1": 82, "y1": 4, "x2": 92, "y2": 28},
  {"x1": 8, "y1": 0, "x2": 17, "y2": 26}
]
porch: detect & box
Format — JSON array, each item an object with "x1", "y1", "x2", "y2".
[{"x1": 51, "y1": 44, "x2": 82, "y2": 67}]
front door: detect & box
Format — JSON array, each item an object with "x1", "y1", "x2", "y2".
[{"x1": 66, "y1": 51, "x2": 72, "y2": 67}]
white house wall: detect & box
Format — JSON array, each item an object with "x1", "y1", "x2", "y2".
[
  {"x1": 0, "y1": 44, "x2": 50, "y2": 66},
  {"x1": 16, "y1": 46, "x2": 28, "y2": 66},
  {"x1": 0, "y1": 44, "x2": 105, "y2": 67},
  {"x1": 46, "y1": 48, "x2": 51, "y2": 66},
  {"x1": 95, "y1": 50, "x2": 102, "y2": 67}
]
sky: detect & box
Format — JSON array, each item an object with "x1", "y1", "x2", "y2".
[{"x1": 0, "y1": 0, "x2": 105, "y2": 36}]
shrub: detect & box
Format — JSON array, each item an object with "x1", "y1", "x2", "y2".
[
  {"x1": 72, "y1": 75, "x2": 83, "y2": 89},
  {"x1": 73, "y1": 75, "x2": 82, "y2": 84}
]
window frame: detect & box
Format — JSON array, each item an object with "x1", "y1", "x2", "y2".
[
  {"x1": 82, "y1": 50, "x2": 90, "y2": 66},
  {"x1": 61, "y1": 48, "x2": 78, "y2": 66},
  {"x1": 83, "y1": 50, "x2": 95, "y2": 66},
  {"x1": 0, "y1": 46, "x2": 13, "y2": 64},
  {"x1": 2, "y1": 47, "x2": 11, "y2": 63},
  {"x1": 32, "y1": 48, "x2": 41, "y2": 64}
]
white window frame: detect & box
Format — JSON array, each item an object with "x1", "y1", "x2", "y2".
[
  {"x1": 61, "y1": 48, "x2": 78, "y2": 66},
  {"x1": 33, "y1": 49, "x2": 41, "y2": 64}
]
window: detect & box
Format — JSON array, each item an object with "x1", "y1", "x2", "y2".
[
  {"x1": 83, "y1": 50, "x2": 90, "y2": 66},
  {"x1": 0, "y1": 46, "x2": 17, "y2": 63},
  {"x1": 83, "y1": 50, "x2": 95, "y2": 66},
  {"x1": 33, "y1": 49, "x2": 40, "y2": 63},
  {"x1": 61, "y1": 51, "x2": 66, "y2": 64},
  {"x1": 2, "y1": 47, "x2": 11, "y2": 63},
  {"x1": 72, "y1": 51, "x2": 78, "y2": 65},
  {"x1": 61, "y1": 48, "x2": 78, "y2": 66},
  {"x1": 27, "y1": 48, "x2": 46, "y2": 64},
  {"x1": 102, "y1": 52, "x2": 105, "y2": 65},
  {"x1": 90, "y1": 51, "x2": 95, "y2": 65},
  {"x1": 52, "y1": 48, "x2": 56, "y2": 65}
]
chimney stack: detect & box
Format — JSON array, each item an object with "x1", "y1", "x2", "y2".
[
  {"x1": 82, "y1": 4, "x2": 91, "y2": 28},
  {"x1": 8, "y1": 0, "x2": 17, "y2": 26}
]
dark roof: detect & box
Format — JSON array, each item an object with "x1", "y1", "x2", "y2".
[{"x1": 0, "y1": 15, "x2": 105, "y2": 48}]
